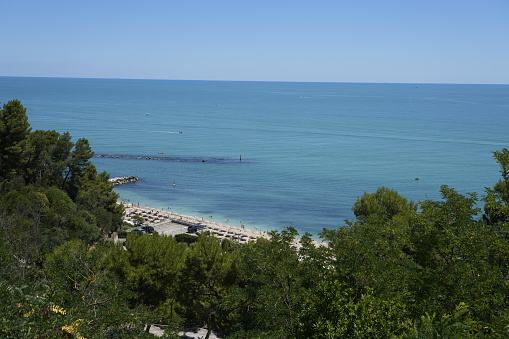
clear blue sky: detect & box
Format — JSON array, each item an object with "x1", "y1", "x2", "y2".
[{"x1": 2, "y1": 0, "x2": 508, "y2": 84}]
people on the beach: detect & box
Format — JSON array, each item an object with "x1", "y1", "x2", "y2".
[{"x1": 120, "y1": 202, "x2": 325, "y2": 249}]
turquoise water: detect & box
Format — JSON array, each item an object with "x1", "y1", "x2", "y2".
[{"x1": 1, "y1": 77, "x2": 508, "y2": 235}]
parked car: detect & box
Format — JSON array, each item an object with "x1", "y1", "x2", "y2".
[
  {"x1": 187, "y1": 224, "x2": 206, "y2": 233},
  {"x1": 141, "y1": 225, "x2": 155, "y2": 234}
]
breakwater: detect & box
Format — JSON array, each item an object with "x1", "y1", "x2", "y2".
[
  {"x1": 97, "y1": 154, "x2": 169, "y2": 161},
  {"x1": 108, "y1": 176, "x2": 138, "y2": 186},
  {"x1": 95, "y1": 154, "x2": 240, "y2": 163}
]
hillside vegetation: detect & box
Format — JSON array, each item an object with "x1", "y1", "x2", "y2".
[{"x1": 1, "y1": 100, "x2": 509, "y2": 338}]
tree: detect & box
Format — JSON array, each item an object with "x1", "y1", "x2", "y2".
[
  {"x1": 76, "y1": 168, "x2": 124, "y2": 234},
  {"x1": 0, "y1": 100, "x2": 31, "y2": 180},
  {"x1": 0, "y1": 280, "x2": 75, "y2": 338},
  {"x1": 323, "y1": 184, "x2": 509, "y2": 335},
  {"x1": 0, "y1": 184, "x2": 51, "y2": 266},
  {"x1": 401, "y1": 303, "x2": 480, "y2": 339},
  {"x1": 23, "y1": 129, "x2": 73, "y2": 186},
  {"x1": 178, "y1": 235, "x2": 240, "y2": 339},
  {"x1": 44, "y1": 239, "x2": 155, "y2": 338},
  {"x1": 407, "y1": 185, "x2": 509, "y2": 330},
  {"x1": 62, "y1": 137, "x2": 95, "y2": 200},
  {"x1": 297, "y1": 278, "x2": 408, "y2": 339},
  {"x1": 321, "y1": 213, "x2": 418, "y2": 308},
  {"x1": 0, "y1": 227, "x2": 19, "y2": 285},
  {"x1": 226, "y1": 228, "x2": 305, "y2": 338},
  {"x1": 484, "y1": 148, "x2": 509, "y2": 226},
  {"x1": 123, "y1": 232, "x2": 189, "y2": 335},
  {"x1": 353, "y1": 186, "x2": 417, "y2": 223}
]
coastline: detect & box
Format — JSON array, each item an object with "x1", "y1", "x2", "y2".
[{"x1": 120, "y1": 202, "x2": 325, "y2": 248}]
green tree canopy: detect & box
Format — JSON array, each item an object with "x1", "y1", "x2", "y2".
[
  {"x1": 0, "y1": 99, "x2": 31, "y2": 180},
  {"x1": 353, "y1": 186, "x2": 417, "y2": 223}
]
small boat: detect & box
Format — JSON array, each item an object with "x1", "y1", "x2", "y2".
[{"x1": 172, "y1": 181, "x2": 176, "y2": 186}]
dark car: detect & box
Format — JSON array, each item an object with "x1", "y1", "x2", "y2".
[
  {"x1": 187, "y1": 224, "x2": 206, "y2": 233},
  {"x1": 141, "y1": 225, "x2": 155, "y2": 234}
]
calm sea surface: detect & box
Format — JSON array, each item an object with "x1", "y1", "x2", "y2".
[{"x1": 1, "y1": 77, "x2": 508, "y2": 235}]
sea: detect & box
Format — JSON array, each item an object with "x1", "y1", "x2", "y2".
[{"x1": 1, "y1": 77, "x2": 508, "y2": 236}]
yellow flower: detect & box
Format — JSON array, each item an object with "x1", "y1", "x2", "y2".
[
  {"x1": 49, "y1": 304, "x2": 67, "y2": 315},
  {"x1": 61, "y1": 325, "x2": 75, "y2": 333},
  {"x1": 62, "y1": 321, "x2": 87, "y2": 339}
]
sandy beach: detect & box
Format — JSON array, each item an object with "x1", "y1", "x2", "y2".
[
  {"x1": 122, "y1": 202, "x2": 270, "y2": 243},
  {"x1": 120, "y1": 202, "x2": 324, "y2": 249}
]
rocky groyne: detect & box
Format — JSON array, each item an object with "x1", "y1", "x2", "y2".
[{"x1": 108, "y1": 176, "x2": 138, "y2": 186}]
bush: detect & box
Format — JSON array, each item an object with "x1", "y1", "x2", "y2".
[{"x1": 175, "y1": 233, "x2": 198, "y2": 244}]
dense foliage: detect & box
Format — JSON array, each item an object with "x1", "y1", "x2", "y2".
[{"x1": 1, "y1": 100, "x2": 509, "y2": 338}]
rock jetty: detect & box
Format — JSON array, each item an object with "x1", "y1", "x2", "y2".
[{"x1": 108, "y1": 176, "x2": 138, "y2": 186}]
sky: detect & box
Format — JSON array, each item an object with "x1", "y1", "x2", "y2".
[{"x1": 2, "y1": 0, "x2": 508, "y2": 84}]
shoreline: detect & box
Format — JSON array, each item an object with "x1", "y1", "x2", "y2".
[{"x1": 120, "y1": 202, "x2": 325, "y2": 248}]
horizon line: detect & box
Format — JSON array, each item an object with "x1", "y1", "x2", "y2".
[{"x1": 1, "y1": 75, "x2": 507, "y2": 86}]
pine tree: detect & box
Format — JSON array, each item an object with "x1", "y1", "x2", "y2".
[{"x1": 0, "y1": 100, "x2": 31, "y2": 179}]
